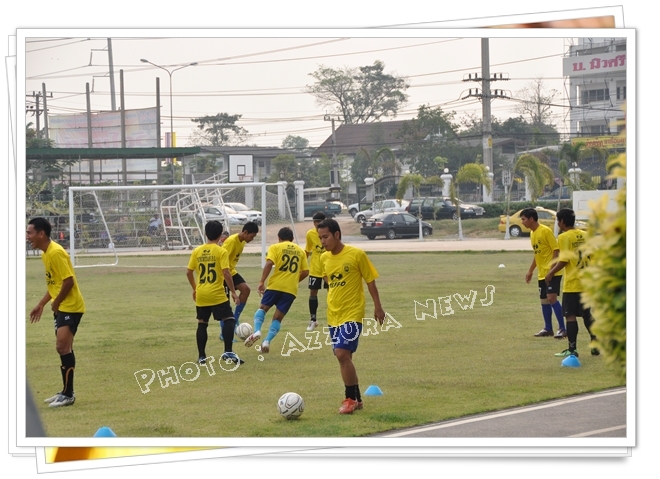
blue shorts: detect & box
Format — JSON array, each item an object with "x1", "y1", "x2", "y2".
[
  {"x1": 329, "y1": 322, "x2": 362, "y2": 353},
  {"x1": 261, "y1": 290, "x2": 296, "y2": 315}
]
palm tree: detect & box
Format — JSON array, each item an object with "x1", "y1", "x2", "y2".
[
  {"x1": 513, "y1": 153, "x2": 555, "y2": 202},
  {"x1": 358, "y1": 146, "x2": 399, "y2": 178},
  {"x1": 449, "y1": 163, "x2": 492, "y2": 240}
]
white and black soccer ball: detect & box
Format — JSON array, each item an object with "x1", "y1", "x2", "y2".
[
  {"x1": 235, "y1": 322, "x2": 253, "y2": 340},
  {"x1": 277, "y1": 392, "x2": 304, "y2": 420}
]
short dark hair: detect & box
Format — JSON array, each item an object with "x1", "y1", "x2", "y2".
[
  {"x1": 28, "y1": 217, "x2": 52, "y2": 237},
  {"x1": 277, "y1": 226, "x2": 294, "y2": 242},
  {"x1": 556, "y1": 208, "x2": 576, "y2": 227},
  {"x1": 312, "y1": 212, "x2": 326, "y2": 221},
  {"x1": 205, "y1": 220, "x2": 223, "y2": 241},
  {"x1": 242, "y1": 222, "x2": 259, "y2": 234},
  {"x1": 316, "y1": 219, "x2": 341, "y2": 239},
  {"x1": 520, "y1": 208, "x2": 538, "y2": 222}
]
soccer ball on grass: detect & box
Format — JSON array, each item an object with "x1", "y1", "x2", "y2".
[
  {"x1": 235, "y1": 322, "x2": 253, "y2": 340},
  {"x1": 277, "y1": 392, "x2": 304, "y2": 420}
]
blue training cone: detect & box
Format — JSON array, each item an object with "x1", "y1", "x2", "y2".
[
  {"x1": 93, "y1": 426, "x2": 117, "y2": 437},
  {"x1": 561, "y1": 355, "x2": 581, "y2": 368},
  {"x1": 364, "y1": 385, "x2": 384, "y2": 396}
]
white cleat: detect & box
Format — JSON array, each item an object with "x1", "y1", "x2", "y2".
[
  {"x1": 307, "y1": 320, "x2": 318, "y2": 331},
  {"x1": 261, "y1": 340, "x2": 270, "y2": 354},
  {"x1": 244, "y1": 330, "x2": 262, "y2": 348}
]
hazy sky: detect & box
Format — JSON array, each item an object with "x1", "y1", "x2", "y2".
[{"x1": 24, "y1": 31, "x2": 581, "y2": 149}]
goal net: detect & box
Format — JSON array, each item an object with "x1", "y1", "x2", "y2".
[{"x1": 67, "y1": 178, "x2": 298, "y2": 268}]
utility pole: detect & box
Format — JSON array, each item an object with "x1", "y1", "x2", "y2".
[
  {"x1": 324, "y1": 114, "x2": 343, "y2": 200},
  {"x1": 26, "y1": 89, "x2": 53, "y2": 139},
  {"x1": 107, "y1": 38, "x2": 117, "y2": 111},
  {"x1": 462, "y1": 38, "x2": 510, "y2": 203}
]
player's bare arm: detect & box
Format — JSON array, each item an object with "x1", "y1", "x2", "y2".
[
  {"x1": 545, "y1": 260, "x2": 568, "y2": 285},
  {"x1": 223, "y1": 268, "x2": 240, "y2": 304},
  {"x1": 299, "y1": 269, "x2": 309, "y2": 283},
  {"x1": 29, "y1": 292, "x2": 52, "y2": 323},
  {"x1": 258, "y1": 260, "x2": 274, "y2": 295},
  {"x1": 51, "y1": 277, "x2": 74, "y2": 313},
  {"x1": 367, "y1": 281, "x2": 385, "y2": 325},
  {"x1": 186, "y1": 269, "x2": 197, "y2": 301},
  {"x1": 525, "y1": 258, "x2": 537, "y2": 284}
]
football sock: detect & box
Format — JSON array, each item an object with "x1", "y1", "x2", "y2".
[
  {"x1": 254, "y1": 308, "x2": 266, "y2": 333},
  {"x1": 356, "y1": 385, "x2": 362, "y2": 403},
  {"x1": 309, "y1": 296, "x2": 318, "y2": 318},
  {"x1": 567, "y1": 320, "x2": 579, "y2": 352},
  {"x1": 60, "y1": 352, "x2": 75, "y2": 397},
  {"x1": 552, "y1": 302, "x2": 565, "y2": 330},
  {"x1": 583, "y1": 315, "x2": 596, "y2": 339},
  {"x1": 234, "y1": 303, "x2": 246, "y2": 323},
  {"x1": 345, "y1": 385, "x2": 357, "y2": 401},
  {"x1": 222, "y1": 319, "x2": 236, "y2": 352},
  {"x1": 265, "y1": 319, "x2": 281, "y2": 342},
  {"x1": 196, "y1": 322, "x2": 209, "y2": 357},
  {"x1": 541, "y1": 304, "x2": 553, "y2": 331}
]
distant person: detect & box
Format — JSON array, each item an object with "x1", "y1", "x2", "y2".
[
  {"x1": 186, "y1": 220, "x2": 241, "y2": 365},
  {"x1": 317, "y1": 219, "x2": 385, "y2": 415},
  {"x1": 148, "y1": 214, "x2": 161, "y2": 235},
  {"x1": 244, "y1": 227, "x2": 308, "y2": 354},
  {"x1": 27, "y1": 217, "x2": 86, "y2": 408},
  {"x1": 304, "y1": 212, "x2": 328, "y2": 331},
  {"x1": 545, "y1": 208, "x2": 599, "y2": 357},
  {"x1": 221, "y1": 222, "x2": 260, "y2": 332},
  {"x1": 520, "y1": 208, "x2": 566, "y2": 338}
]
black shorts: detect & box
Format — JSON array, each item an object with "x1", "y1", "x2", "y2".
[
  {"x1": 308, "y1": 275, "x2": 329, "y2": 290},
  {"x1": 53, "y1": 312, "x2": 83, "y2": 336},
  {"x1": 224, "y1": 273, "x2": 247, "y2": 297},
  {"x1": 562, "y1": 292, "x2": 592, "y2": 319},
  {"x1": 538, "y1": 277, "x2": 562, "y2": 299},
  {"x1": 196, "y1": 302, "x2": 234, "y2": 322}
]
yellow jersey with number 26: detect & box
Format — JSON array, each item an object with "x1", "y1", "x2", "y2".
[{"x1": 265, "y1": 241, "x2": 309, "y2": 296}]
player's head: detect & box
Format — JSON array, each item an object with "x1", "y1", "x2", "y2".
[
  {"x1": 277, "y1": 227, "x2": 294, "y2": 242},
  {"x1": 205, "y1": 220, "x2": 224, "y2": 241},
  {"x1": 520, "y1": 208, "x2": 538, "y2": 222},
  {"x1": 312, "y1": 212, "x2": 326, "y2": 227},
  {"x1": 316, "y1": 219, "x2": 342, "y2": 252},
  {"x1": 240, "y1": 221, "x2": 259, "y2": 243},
  {"x1": 26, "y1": 217, "x2": 52, "y2": 250},
  {"x1": 556, "y1": 208, "x2": 576, "y2": 229}
]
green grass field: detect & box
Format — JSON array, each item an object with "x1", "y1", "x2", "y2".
[{"x1": 25, "y1": 251, "x2": 624, "y2": 438}]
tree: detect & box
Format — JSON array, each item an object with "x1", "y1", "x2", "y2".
[
  {"x1": 513, "y1": 77, "x2": 559, "y2": 127},
  {"x1": 281, "y1": 135, "x2": 310, "y2": 151},
  {"x1": 449, "y1": 163, "x2": 492, "y2": 240},
  {"x1": 512, "y1": 153, "x2": 555, "y2": 202},
  {"x1": 188, "y1": 113, "x2": 250, "y2": 146},
  {"x1": 306, "y1": 60, "x2": 409, "y2": 124},
  {"x1": 25, "y1": 123, "x2": 77, "y2": 185},
  {"x1": 458, "y1": 113, "x2": 560, "y2": 147},
  {"x1": 351, "y1": 146, "x2": 398, "y2": 182},
  {"x1": 268, "y1": 154, "x2": 297, "y2": 182}
]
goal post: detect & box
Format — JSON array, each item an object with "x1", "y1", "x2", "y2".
[{"x1": 67, "y1": 181, "x2": 297, "y2": 268}]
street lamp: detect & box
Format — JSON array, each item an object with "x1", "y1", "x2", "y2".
[{"x1": 140, "y1": 58, "x2": 197, "y2": 182}]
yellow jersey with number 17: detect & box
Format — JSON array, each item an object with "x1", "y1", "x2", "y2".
[
  {"x1": 558, "y1": 228, "x2": 588, "y2": 293},
  {"x1": 265, "y1": 241, "x2": 309, "y2": 296},
  {"x1": 321, "y1": 245, "x2": 379, "y2": 327},
  {"x1": 305, "y1": 228, "x2": 325, "y2": 277},
  {"x1": 187, "y1": 243, "x2": 230, "y2": 307}
]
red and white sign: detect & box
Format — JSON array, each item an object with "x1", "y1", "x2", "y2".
[{"x1": 563, "y1": 52, "x2": 626, "y2": 76}]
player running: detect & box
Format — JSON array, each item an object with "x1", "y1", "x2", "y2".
[{"x1": 305, "y1": 212, "x2": 328, "y2": 331}]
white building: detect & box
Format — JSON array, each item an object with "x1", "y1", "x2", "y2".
[{"x1": 563, "y1": 37, "x2": 627, "y2": 141}]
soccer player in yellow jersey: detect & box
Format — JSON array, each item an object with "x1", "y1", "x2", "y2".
[
  {"x1": 244, "y1": 227, "x2": 308, "y2": 354},
  {"x1": 520, "y1": 208, "x2": 566, "y2": 339},
  {"x1": 220, "y1": 222, "x2": 259, "y2": 338},
  {"x1": 305, "y1": 212, "x2": 328, "y2": 331},
  {"x1": 317, "y1": 219, "x2": 385, "y2": 415},
  {"x1": 187, "y1": 221, "x2": 241, "y2": 365},
  {"x1": 27, "y1": 217, "x2": 86, "y2": 408},
  {"x1": 545, "y1": 208, "x2": 599, "y2": 357}
]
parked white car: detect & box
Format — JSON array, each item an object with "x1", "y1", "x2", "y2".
[
  {"x1": 354, "y1": 199, "x2": 410, "y2": 223},
  {"x1": 224, "y1": 202, "x2": 262, "y2": 225},
  {"x1": 198, "y1": 205, "x2": 248, "y2": 225}
]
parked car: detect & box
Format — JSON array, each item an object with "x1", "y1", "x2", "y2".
[
  {"x1": 539, "y1": 186, "x2": 571, "y2": 201},
  {"x1": 354, "y1": 199, "x2": 411, "y2": 223},
  {"x1": 223, "y1": 202, "x2": 262, "y2": 225},
  {"x1": 303, "y1": 200, "x2": 341, "y2": 218},
  {"x1": 360, "y1": 212, "x2": 433, "y2": 240},
  {"x1": 197, "y1": 205, "x2": 248, "y2": 225},
  {"x1": 406, "y1": 197, "x2": 485, "y2": 220},
  {"x1": 498, "y1": 206, "x2": 586, "y2": 237},
  {"x1": 348, "y1": 194, "x2": 386, "y2": 218}
]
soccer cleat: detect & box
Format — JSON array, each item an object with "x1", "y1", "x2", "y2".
[
  {"x1": 554, "y1": 349, "x2": 579, "y2": 357},
  {"x1": 49, "y1": 394, "x2": 75, "y2": 408},
  {"x1": 534, "y1": 329, "x2": 554, "y2": 337},
  {"x1": 244, "y1": 331, "x2": 261, "y2": 348},
  {"x1": 261, "y1": 340, "x2": 270, "y2": 354},
  {"x1": 338, "y1": 398, "x2": 359, "y2": 414},
  {"x1": 198, "y1": 357, "x2": 206, "y2": 365},
  {"x1": 44, "y1": 393, "x2": 64, "y2": 404},
  {"x1": 307, "y1": 320, "x2": 319, "y2": 331},
  {"x1": 554, "y1": 329, "x2": 568, "y2": 339},
  {"x1": 591, "y1": 348, "x2": 601, "y2": 356},
  {"x1": 356, "y1": 401, "x2": 364, "y2": 410},
  {"x1": 221, "y1": 352, "x2": 244, "y2": 365}
]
